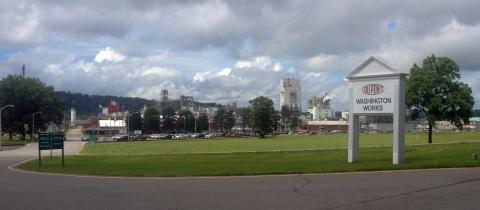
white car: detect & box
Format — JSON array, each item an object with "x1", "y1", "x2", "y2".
[{"x1": 150, "y1": 134, "x2": 162, "y2": 139}]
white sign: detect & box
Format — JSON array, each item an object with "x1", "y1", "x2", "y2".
[
  {"x1": 353, "y1": 79, "x2": 395, "y2": 114},
  {"x1": 99, "y1": 120, "x2": 126, "y2": 128},
  {"x1": 346, "y1": 56, "x2": 408, "y2": 165}
]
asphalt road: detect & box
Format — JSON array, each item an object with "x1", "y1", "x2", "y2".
[{"x1": 0, "y1": 139, "x2": 479, "y2": 209}]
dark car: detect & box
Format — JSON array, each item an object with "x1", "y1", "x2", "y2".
[
  {"x1": 112, "y1": 134, "x2": 128, "y2": 141},
  {"x1": 131, "y1": 135, "x2": 147, "y2": 141},
  {"x1": 158, "y1": 134, "x2": 173, "y2": 140},
  {"x1": 192, "y1": 133, "x2": 205, "y2": 138}
]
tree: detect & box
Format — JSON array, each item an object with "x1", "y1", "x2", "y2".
[
  {"x1": 128, "y1": 112, "x2": 143, "y2": 132},
  {"x1": 223, "y1": 109, "x2": 235, "y2": 131},
  {"x1": 214, "y1": 107, "x2": 236, "y2": 132},
  {"x1": 161, "y1": 106, "x2": 176, "y2": 133},
  {"x1": 289, "y1": 108, "x2": 301, "y2": 132},
  {"x1": 214, "y1": 107, "x2": 225, "y2": 132},
  {"x1": 407, "y1": 54, "x2": 474, "y2": 143},
  {"x1": 176, "y1": 110, "x2": 194, "y2": 133},
  {"x1": 239, "y1": 107, "x2": 251, "y2": 132},
  {"x1": 143, "y1": 107, "x2": 160, "y2": 133},
  {"x1": 197, "y1": 113, "x2": 209, "y2": 132},
  {"x1": 249, "y1": 96, "x2": 275, "y2": 138},
  {"x1": 272, "y1": 111, "x2": 281, "y2": 131},
  {"x1": 280, "y1": 105, "x2": 292, "y2": 132},
  {"x1": 0, "y1": 75, "x2": 64, "y2": 139},
  {"x1": 280, "y1": 105, "x2": 300, "y2": 132}
]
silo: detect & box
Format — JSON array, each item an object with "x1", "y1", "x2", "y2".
[{"x1": 70, "y1": 108, "x2": 76, "y2": 128}]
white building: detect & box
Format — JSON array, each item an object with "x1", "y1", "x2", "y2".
[
  {"x1": 280, "y1": 78, "x2": 301, "y2": 111},
  {"x1": 341, "y1": 111, "x2": 349, "y2": 120},
  {"x1": 307, "y1": 94, "x2": 334, "y2": 120}
]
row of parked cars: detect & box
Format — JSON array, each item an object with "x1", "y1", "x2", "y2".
[
  {"x1": 109, "y1": 133, "x2": 209, "y2": 141},
  {"x1": 111, "y1": 134, "x2": 148, "y2": 141},
  {"x1": 107, "y1": 131, "x2": 260, "y2": 142}
]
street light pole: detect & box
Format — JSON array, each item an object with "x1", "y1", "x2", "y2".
[
  {"x1": 183, "y1": 116, "x2": 186, "y2": 134},
  {"x1": 127, "y1": 112, "x2": 130, "y2": 141},
  {"x1": 32, "y1": 111, "x2": 42, "y2": 141},
  {"x1": 0, "y1": 105, "x2": 14, "y2": 151}
]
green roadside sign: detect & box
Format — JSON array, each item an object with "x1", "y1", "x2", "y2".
[
  {"x1": 38, "y1": 133, "x2": 52, "y2": 150},
  {"x1": 38, "y1": 132, "x2": 65, "y2": 166}
]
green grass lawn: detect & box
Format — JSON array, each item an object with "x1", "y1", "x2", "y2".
[
  {"x1": 82, "y1": 132, "x2": 480, "y2": 155},
  {"x1": 18, "y1": 142, "x2": 480, "y2": 177},
  {"x1": 1, "y1": 136, "x2": 34, "y2": 146}
]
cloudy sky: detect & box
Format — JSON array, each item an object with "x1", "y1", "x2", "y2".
[{"x1": 1, "y1": 0, "x2": 480, "y2": 110}]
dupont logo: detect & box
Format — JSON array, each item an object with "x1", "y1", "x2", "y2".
[{"x1": 362, "y1": 84, "x2": 384, "y2": 95}]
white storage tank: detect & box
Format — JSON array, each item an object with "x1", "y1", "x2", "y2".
[{"x1": 70, "y1": 108, "x2": 76, "y2": 128}]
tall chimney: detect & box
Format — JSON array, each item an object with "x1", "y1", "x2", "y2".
[{"x1": 22, "y1": 64, "x2": 25, "y2": 79}]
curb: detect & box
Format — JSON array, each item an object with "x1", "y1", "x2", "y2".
[{"x1": 8, "y1": 158, "x2": 480, "y2": 181}]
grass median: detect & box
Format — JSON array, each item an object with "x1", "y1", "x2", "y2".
[
  {"x1": 81, "y1": 132, "x2": 480, "y2": 155},
  {"x1": 17, "y1": 142, "x2": 480, "y2": 177}
]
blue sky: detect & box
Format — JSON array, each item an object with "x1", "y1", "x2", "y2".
[{"x1": 1, "y1": 0, "x2": 480, "y2": 110}]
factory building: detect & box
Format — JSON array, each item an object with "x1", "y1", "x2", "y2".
[
  {"x1": 307, "y1": 120, "x2": 348, "y2": 133},
  {"x1": 307, "y1": 93, "x2": 334, "y2": 120},
  {"x1": 280, "y1": 78, "x2": 301, "y2": 111}
]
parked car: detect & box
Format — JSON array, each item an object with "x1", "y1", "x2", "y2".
[
  {"x1": 205, "y1": 133, "x2": 214, "y2": 138},
  {"x1": 174, "y1": 134, "x2": 186, "y2": 139},
  {"x1": 192, "y1": 133, "x2": 205, "y2": 138},
  {"x1": 131, "y1": 134, "x2": 147, "y2": 141},
  {"x1": 150, "y1": 134, "x2": 162, "y2": 139},
  {"x1": 161, "y1": 134, "x2": 174, "y2": 140},
  {"x1": 112, "y1": 134, "x2": 128, "y2": 141}
]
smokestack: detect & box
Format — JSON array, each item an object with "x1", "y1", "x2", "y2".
[{"x1": 22, "y1": 64, "x2": 25, "y2": 79}]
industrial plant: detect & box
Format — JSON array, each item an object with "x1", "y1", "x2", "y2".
[{"x1": 280, "y1": 78, "x2": 301, "y2": 111}]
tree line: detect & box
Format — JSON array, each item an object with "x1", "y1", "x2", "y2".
[{"x1": 55, "y1": 91, "x2": 155, "y2": 118}]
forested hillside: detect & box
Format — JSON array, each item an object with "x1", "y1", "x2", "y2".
[{"x1": 55, "y1": 91, "x2": 155, "y2": 117}]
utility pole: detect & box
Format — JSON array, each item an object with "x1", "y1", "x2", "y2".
[
  {"x1": 183, "y1": 116, "x2": 186, "y2": 134},
  {"x1": 32, "y1": 111, "x2": 42, "y2": 141},
  {"x1": 24, "y1": 124, "x2": 28, "y2": 144},
  {"x1": 126, "y1": 112, "x2": 130, "y2": 141}
]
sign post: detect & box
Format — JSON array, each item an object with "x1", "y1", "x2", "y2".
[
  {"x1": 346, "y1": 56, "x2": 408, "y2": 164},
  {"x1": 38, "y1": 132, "x2": 65, "y2": 166}
]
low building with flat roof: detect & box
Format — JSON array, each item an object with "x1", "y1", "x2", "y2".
[{"x1": 307, "y1": 120, "x2": 348, "y2": 133}]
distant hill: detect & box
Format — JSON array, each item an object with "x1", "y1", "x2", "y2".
[
  {"x1": 55, "y1": 91, "x2": 155, "y2": 117},
  {"x1": 55, "y1": 91, "x2": 222, "y2": 118}
]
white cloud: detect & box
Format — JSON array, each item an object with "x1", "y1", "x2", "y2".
[
  {"x1": 94, "y1": 47, "x2": 126, "y2": 63},
  {"x1": 193, "y1": 71, "x2": 211, "y2": 82},
  {"x1": 217, "y1": 67, "x2": 232, "y2": 76},
  {"x1": 234, "y1": 56, "x2": 281, "y2": 71},
  {"x1": 273, "y1": 63, "x2": 283, "y2": 72},
  {"x1": 305, "y1": 54, "x2": 340, "y2": 71},
  {"x1": 138, "y1": 67, "x2": 182, "y2": 78},
  {"x1": 192, "y1": 67, "x2": 232, "y2": 82},
  {"x1": 1, "y1": 1, "x2": 480, "y2": 110}
]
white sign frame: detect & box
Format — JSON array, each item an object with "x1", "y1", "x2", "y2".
[{"x1": 346, "y1": 56, "x2": 408, "y2": 164}]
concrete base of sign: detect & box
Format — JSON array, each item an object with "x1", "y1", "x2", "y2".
[{"x1": 348, "y1": 114, "x2": 359, "y2": 163}]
